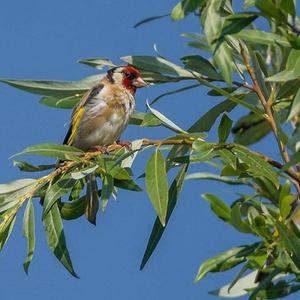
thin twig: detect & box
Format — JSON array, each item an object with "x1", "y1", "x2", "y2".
[{"x1": 239, "y1": 42, "x2": 300, "y2": 194}]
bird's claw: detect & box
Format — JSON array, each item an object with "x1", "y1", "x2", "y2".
[
  {"x1": 116, "y1": 140, "x2": 132, "y2": 151},
  {"x1": 88, "y1": 145, "x2": 109, "y2": 154}
]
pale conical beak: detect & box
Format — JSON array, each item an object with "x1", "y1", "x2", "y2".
[{"x1": 132, "y1": 77, "x2": 148, "y2": 88}]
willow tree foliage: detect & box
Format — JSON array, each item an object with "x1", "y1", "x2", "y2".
[{"x1": 1, "y1": 0, "x2": 300, "y2": 298}]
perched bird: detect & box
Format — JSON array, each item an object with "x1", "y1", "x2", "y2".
[
  {"x1": 62, "y1": 66, "x2": 147, "y2": 224},
  {"x1": 63, "y1": 65, "x2": 148, "y2": 151}
]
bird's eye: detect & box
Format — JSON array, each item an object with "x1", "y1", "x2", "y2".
[{"x1": 124, "y1": 72, "x2": 135, "y2": 80}]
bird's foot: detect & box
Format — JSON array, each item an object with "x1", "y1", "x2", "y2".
[
  {"x1": 116, "y1": 140, "x2": 132, "y2": 151},
  {"x1": 88, "y1": 145, "x2": 109, "y2": 154}
]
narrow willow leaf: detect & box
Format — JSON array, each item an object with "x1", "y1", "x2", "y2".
[
  {"x1": 232, "y1": 145, "x2": 279, "y2": 188},
  {"x1": 255, "y1": 0, "x2": 285, "y2": 21},
  {"x1": 219, "y1": 13, "x2": 258, "y2": 39},
  {"x1": 43, "y1": 203, "x2": 78, "y2": 277},
  {"x1": 101, "y1": 175, "x2": 113, "y2": 212},
  {"x1": 71, "y1": 165, "x2": 99, "y2": 180},
  {"x1": 234, "y1": 30, "x2": 291, "y2": 47},
  {"x1": 190, "y1": 99, "x2": 237, "y2": 132},
  {"x1": 185, "y1": 172, "x2": 246, "y2": 185},
  {"x1": 12, "y1": 143, "x2": 83, "y2": 161},
  {"x1": 129, "y1": 111, "x2": 162, "y2": 126},
  {"x1": 113, "y1": 179, "x2": 143, "y2": 192},
  {"x1": 203, "y1": 0, "x2": 233, "y2": 84},
  {"x1": 232, "y1": 113, "x2": 271, "y2": 146},
  {"x1": 0, "y1": 212, "x2": 16, "y2": 250},
  {"x1": 39, "y1": 94, "x2": 82, "y2": 109},
  {"x1": 276, "y1": 222, "x2": 300, "y2": 269},
  {"x1": 202, "y1": 193, "x2": 231, "y2": 223},
  {"x1": 77, "y1": 57, "x2": 115, "y2": 69},
  {"x1": 0, "y1": 75, "x2": 102, "y2": 97},
  {"x1": 171, "y1": 0, "x2": 202, "y2": 20},
  {"x1": 218, "y1": 113, "x2": 233, "y2": 143},
  {"x1": 60, "y1": 197, "x2": 87, "y2": 220},
  {"x1": 194, "y1": 75, "x2": 263, "y2": 116},
  {"x1": 85, "y1": 174, "x2": 99, "y2": 224},
  {"x1": 23, "y1": 199, "x2": 35, "y2": 274},
  {"x1": 280, "y1": 0, "x2": 296, "y2": 16},
  {"x1": 146, "y1": 101, "x2": 187, "y2": 134},
  {"x1": 140, "y1": 164, "x2": 188, "y2": 270},
  {"x1": 133, "y1": 14, "x2": 170, "y2": 28},
  {"x1": 13, "y1": 160, "x2": 55, "y2": 172},
  {"x1": 43, "y1": 176, "x2": 76, "y2": 217},
  {"x1": 145, "y1": 149, "x2": 169, "y2": 226},
  {"x1": 0, "y1": 178, "x2": 37, "y2": 195},
  {"x1": 210, "y1": 271, "x2": 258, "y2": 297},
  {"x1": 181, "y1": 55, "x2": 221, "y2": 79},
  {"x1": 121, "y1": 55, "x2": 192, "y2": 77},
  {"x1": 195, "y1": 246, "x2": 248, "y2": 282},
  {"x1": 121, "y1": 139, "x2": 143, "y2": 168},
  {"x1": 288, "y1": 87, "x2": 300, "y2": 121}
]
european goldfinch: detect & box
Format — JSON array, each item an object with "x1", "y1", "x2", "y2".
[{"x1": 63, "y1": 66, "x2": 147, "y2": 150}]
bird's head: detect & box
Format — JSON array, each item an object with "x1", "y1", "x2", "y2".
[{"x1": 106, "y1": 66, "x2": 148, "y2": 94}]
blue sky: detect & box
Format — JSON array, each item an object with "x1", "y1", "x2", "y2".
[{"x1": 0, "y1": 1, "x2": 297, "y2": 299}]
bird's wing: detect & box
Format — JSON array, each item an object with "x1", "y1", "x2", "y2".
[{"x1": 63, "y1": 84, "x2": 104, "y2": 145}]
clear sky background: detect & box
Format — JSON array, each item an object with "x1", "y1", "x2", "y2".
[{"x1": 0, "y1": 1, "x2": 298, "y2": 300}]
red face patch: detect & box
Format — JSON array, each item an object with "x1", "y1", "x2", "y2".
[{"x1": 121, "y1": 66, "x2": 141, "y2": 94}]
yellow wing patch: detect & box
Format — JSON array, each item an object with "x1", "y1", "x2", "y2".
[{"x1": 67, "y1": 106, "x2": 85, "y2": 145}]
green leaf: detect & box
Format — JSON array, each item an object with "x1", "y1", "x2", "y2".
[
  {"x1": 13, "y1": 143, "x2": 84, "y2": 161},
  {"x1": 13, "y1": 160, "x2": 55, "y2": 172},
  {"x1": 145, "y1": 149, "x2": 169, "y2": 226},
  {"x1": 280, "y1": 0, "x2": 296, "y2": 16},
  {"x1": 146, "y1": 101, "x2": 187, "y2": 134},
  {"x1": 181, "y1": 55, "x2": 221, "y2": 79},
  {"x1": 0, "y1": 75, "x2": 102, "y2": 97},
  {"x1": 140, "y1": 164, "x2": 188, "y2": 270},
  {"x1": 232, "y1": 145, "x2": 279, "y2": 188},
  {"x1": 129, "y1": 111, "x2": 162, "y2": 127},
  {"x1": 234, "y1": 30, "x2": 291, "y2": 47},
  {"x1": 39, "y1": 94, "x2": 82, "y2": 109},
  {"x1": 43, "y1": 202, "x2": 78, "y2": 277},
  {"x1": 60, "y1": 197, "x2": 86, "y2": 220},
  {"x1": 0, "y1": 213, "x2": 16, "y2": 250},
  {"x1": 255, "y1": 0, "x2": 285, "y2": 21},
  {"x1": 195, "y1": 246, "x2": 250, "y2": 282},
  {"x1": 171, "y1": 0, "x2": 202, "y2": 20},
  {"x1": 0, "y1": 178, "x2": 37, "y2": 195},
  {"x1": 232, "y1": 113, "x2": 271, "y2": 146},
  {"x1": 218, "y1": 113, "x2": 233, "y2": 143},
  {"x1": 210, "y1": 271, "x2": 258, "y2": 297},
  {"x1": 202, "y1": 193, "x2": 231, "y2": 223},
  {"x1": 203, "y1": 0, "x2": 233, "y2": 84},
  {"x1": 133, "y1": 14, "x2": 170, "y2": 28},
  {"x1": 113, "y1": 179, "x2": 143, "y2": 192},
  {"x1": 288, "y1": 87, "x2": 300, "y2": 121},
  {"x1": 276, "y1": 222, "x2": 300, "y2": 269},
  {"x1": 101, "y1": 175, "x2": 113, "y2": 212},
  {"x1": 77, "y1": 57, "x2": 115, "y2": 69},
  {"x1": 85, "y1": 174, "x2": 99, "y2": 224},
  {"x1": 230, "y1": 202, "x2": 252, "y2": 233},
  {"x1": 71, "y1": 165, "x2": 99, "y2": 180},
  {"x1": 23, "y1": 199, "x2": 35, "y2": 274},
  {"x1": 121, "y1": 55, "x2": 192, "y2": 77},
  {"x1": 43, "y1": 175, "x2": 76, "y2": 217},
  {"x1": 266, "y1": 56, "x2": 300, "y2": 82},
  {"x1": 194, "y1": 75, "x2": 263, "y2": 116},
  {"x1": 219, "y1": 13, "x2": 258, "y2": 39},
  {"x1": 185, "y1": 172, "x2": 247, "y2": 185},
  {"x1": 190, "y1": 99, "x2": 237, "y2": 132}
]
